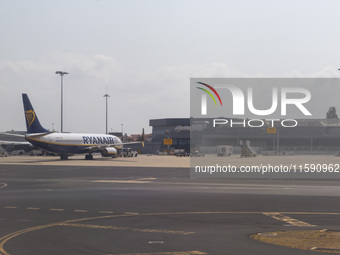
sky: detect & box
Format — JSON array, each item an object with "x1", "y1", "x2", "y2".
[{"x1": 1, "y1": 0, "x2": 340, "y2": 134}]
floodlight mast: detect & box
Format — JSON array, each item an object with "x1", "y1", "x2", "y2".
[
  {"x1": 55, "y1": 71, "x2": 69, "y2": 133},
  {"x1": 121, "y1": 124, "x2": 124, "y2": 142},
  {"x1": 103, "y1": 93, "x2": 110, "y2": 134}
]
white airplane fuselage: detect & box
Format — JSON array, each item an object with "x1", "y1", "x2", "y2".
[{"x1": 25, "y1": 132, "x2": 123, "y2": 155}]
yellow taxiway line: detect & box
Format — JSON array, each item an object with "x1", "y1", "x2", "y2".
[{"x1": 0, "y1": 210, "x2": 332, "y2": 255}]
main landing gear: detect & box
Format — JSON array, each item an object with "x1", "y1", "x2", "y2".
[
  {"x1": 60, "y1": 154, "x2": 69, "y2": 160},
  {"x1": 85, "y1": 154, "x2": 93, "y2": 160},
  {"x1": 60, "y1": 154, "x2": 94, "y2": 160}
]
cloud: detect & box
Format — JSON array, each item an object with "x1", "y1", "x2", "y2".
[{"x1": 1, "y1": 52, "x2": 339, "y2": 133}]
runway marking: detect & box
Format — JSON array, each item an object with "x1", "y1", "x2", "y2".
[
  {"x1": 3, "y1": 205, "x2": 340, "y2": 219},
  {"x1": 108, "y1": 251, "x2": 207, "y2": 255},
  {"x1": 49, "y1": 208, "x2": 64, "y2": 212},
  {"x1": 93, "y1": 180, "x2": 154, "y2": 184},
  {"x1": 0, "y1": 222, "x2": 62, "y2": 255},
  {"x1": 0, "y1": 215, "x2": 126, "y2": 255},
  {"x1": 263, "y1": 213, "x2": 316, "y2": 227},
  {"x1": 58, "y1": 223, "x2": 195, "y2": 235},
  {"x1": 0, "y1": 211, "x2": 334, "y2": 255},
  {"x1": 138, "y1": 178, "x2": 157, "y2": 181},
  {"x1": 74, "y1": 210, "x2": 88, "y2": 213},
  {"x1": 278, "y1": 212, "x2": 340, "y2": 215},
  {"x1": 124, "y1": 212, "x2": 139, "y2": 215}
]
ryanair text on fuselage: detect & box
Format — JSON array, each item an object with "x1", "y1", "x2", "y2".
[{"x1": 82, "y1": 136, "x2": 117, "y2": 145}]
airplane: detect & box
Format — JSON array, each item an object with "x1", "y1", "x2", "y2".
[{"x1": 22, "y1": 93, "x2": 144, "y2": 160}]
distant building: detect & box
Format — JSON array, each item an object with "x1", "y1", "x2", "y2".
[
  {"x1": 148, "y1": 117, "x2": 340, "y2": 154},
  {"x1": 149, "y1": 118, "x2": 190, "y2": 153},
  {"x1": 109, "y1": 132, "x2": 123, "y2": 138},
  {"x1": 192, "y1": 118, "x2": 340, "y2": 154}
]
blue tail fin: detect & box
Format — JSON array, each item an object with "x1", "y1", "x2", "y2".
[{"x1": 22, "y1": 94, "x2": 49, "y2": 134}]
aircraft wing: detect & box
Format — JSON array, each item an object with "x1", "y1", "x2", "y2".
[
  {"x1": 115, "y1": 141, "x2": 144, "y2": 146},
  {"x1": 0, "y1": 140, "x2": 31, "y2": 145},
  {"x1": 26, "y1": 132, "x2": 55, "y2": 138},
  {"x1": 81, "y1": 141, "x2": 144, "y2": 153},
  {"x1": 81, "y1": 145, "x2": 115, "y2": 153},
  {"x1": 0, "y1": 132, "x2": 25, "y2": 138},
  {"x1": 0, "y1": 132, "x2": 30, "y2": 145},
  {"x1": 1, "y1": 132, "x2": 55, "y2": 138}
]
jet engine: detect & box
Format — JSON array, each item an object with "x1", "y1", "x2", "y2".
[{"x1": 101, "y1": 147, "x2": 117, "y2": 157}]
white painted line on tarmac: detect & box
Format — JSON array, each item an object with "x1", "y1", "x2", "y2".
[
  {"x1": 124, "y1": 212, "x2": 139, "y2": 215},
  {"x1": 93, "y1": 180, "x2": 153, "y2": 184},
  {"x1": 108, "y1": 251, "x2": 207, "y2": 255},
  {"x1": 148, "y1": 241, "x2": 164, "y2": 244},
  {"x1": 50, "y1": 208, "x2": 64, "y2": 212},
  {"x1": 263, "y1": 213, "x2": 316, "y2": 227}
]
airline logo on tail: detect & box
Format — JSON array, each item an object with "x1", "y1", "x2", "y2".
[{"x1": 25, "y1": 110, "x2": 36, "y2": 128}]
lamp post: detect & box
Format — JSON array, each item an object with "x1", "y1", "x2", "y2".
[
  {"x1": 55, "y1": 71, "x2": 69, "y2": 133},
  {"x1": 103, "y1": 93, "x2": 110, "y2": 134},
  {"x1": 121, "y1": 124, "x2": 124, "y2": 142}
]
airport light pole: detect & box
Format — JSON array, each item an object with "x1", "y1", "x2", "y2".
[
  {"x1": 103, "y1": 93, "x2": 110, "y2": 134},
  {"x1": 55, "y1": 71, "x2": 69, "y2": 133},
  {"x1": 121, "y1": 124, "x2": 124, "y2": 142}
]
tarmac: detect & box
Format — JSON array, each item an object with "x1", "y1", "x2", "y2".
[
  {"x1": 0, "y1": 154, "x2": 339, "y2": 167},
  {"x1": 0, "y1": 155, "x2": 339, "y2": 255},
  {"x1": 0, "y1": 154, "x2": 190, "y2": 167}
]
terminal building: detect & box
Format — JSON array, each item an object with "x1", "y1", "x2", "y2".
[
  {"x1": 148, "y1": 117, "x2": 340, "y2": 155},
  {"x1": 191, "y1": 118, "x2": 340, "y2": 154},
  {"x1": 149, "y1": 118, "x2": 190, "y2": 153}
]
